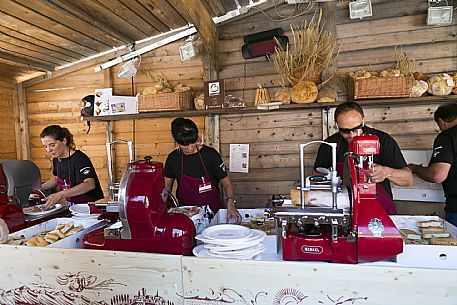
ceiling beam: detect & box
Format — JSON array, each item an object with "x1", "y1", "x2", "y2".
[
  {"x1": 0, "y1": 51, "x2": 53, "y2": 72},
  {"x1": 178, "y1": 0, "x2": 219, "y2": 71}
]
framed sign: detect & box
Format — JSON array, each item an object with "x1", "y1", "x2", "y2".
[{"x1": 204, "y1": 79, "x2": 225, "y2": 108}]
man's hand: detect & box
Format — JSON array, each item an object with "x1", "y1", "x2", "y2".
[
  {"x1": 368, "y1": 164, "x2": 390, "y2": 183},
  {"x1": 226, "y1": 200, "x2": 241, "y2": 224}
]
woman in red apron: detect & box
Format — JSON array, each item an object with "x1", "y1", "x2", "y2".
[
  {"x1": 40, "y1": 125, "x2": 104, "y2": 209},
  {"x1": 164, "y1": 118, "x2": 241, "y2": 223}
]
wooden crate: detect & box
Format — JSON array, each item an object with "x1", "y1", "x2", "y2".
[
  {"x1": 138, "y1": 91, "x2": 193, "y2": 112},
  {"x1": 348, "y1": 76, "x2": 413, "y2": 100}
]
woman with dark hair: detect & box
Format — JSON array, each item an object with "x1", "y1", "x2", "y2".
[
  {"x1": 164, "y1": 118, "x2": 241, "y2": 222},
  {"x1": 40, "y1": 125, "x2": 104, "y2": 209}
]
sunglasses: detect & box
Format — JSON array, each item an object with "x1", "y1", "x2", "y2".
[{"x1": 338, "y1": 123, "x2": 364, "y2": 134}]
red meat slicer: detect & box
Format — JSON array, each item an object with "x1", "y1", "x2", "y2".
[
  {"x1": 266, "y1": 135, "x2": 403, "y2": 263},
  {"x1": 0, "y1": 160, "x2": 43, "y2": 232},
  {"x1": 82, "y1": 156, "x2": 195, "y2": 255}
]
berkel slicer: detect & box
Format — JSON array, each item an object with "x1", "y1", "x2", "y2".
[
  {"x1": 266, "y1": 135, "x2": 403, "y2": 263},
  {"x1": 82, "y1": 157, "x2": 195, "y2": 254}
]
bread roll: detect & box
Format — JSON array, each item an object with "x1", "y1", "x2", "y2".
[
  {"x1": 0, "y1": 218, "x2": 9, "y2": 243},
  {"x1": 61, "y1": 222, "x2": 75, "y2": 234},
  {"x1": 290, "y1": 189, "x2": 301, "y2": 206},
  {"x1": 66, "y1": 226, "x2": 84, "y2": 236},
  {"x1": 143, "y1": 86, "x2": 158, "y2": 95},
  {"x1": 193, "y1": 93, "x2": 205, "y2": 110}
]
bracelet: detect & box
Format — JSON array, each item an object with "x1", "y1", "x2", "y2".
[{"x1": 227, "y1": 197, "x2": 236, "y2": 204}]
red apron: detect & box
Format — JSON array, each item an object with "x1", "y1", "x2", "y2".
[
  {"x1": 177, "y1": 148, "x2": 222, "y2": 213},
  {"x1": 336, "y1": 139, "x2": 397, "y2": 215},
  {"x1": 56, "y1": 158, "x2": 94, "y2": 205}
]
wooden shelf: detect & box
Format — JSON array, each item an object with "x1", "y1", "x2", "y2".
[{"x1": 84, "y1": 95, "x2": 457, "y2": 122}]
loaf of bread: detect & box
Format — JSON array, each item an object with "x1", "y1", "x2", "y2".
[
  {"x1": 430, "y1": 237, "x2": 457, "y2": 246},
  {"x1": 400, "y1": 229, "x2": 421, "y2": 240},
  {"x1": 422, "y1": 231, "x2": 450, "y2": 239},
  {"x1": 290, "y1": 80, "x2": 318, "y2": 104},
  {"x1": 417, "y1": 220, "x2": 443, "y2": 228}
]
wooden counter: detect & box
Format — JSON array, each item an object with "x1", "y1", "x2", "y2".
[{"x1": 0, "y1": 244, "x2": 456, "y2": 304}]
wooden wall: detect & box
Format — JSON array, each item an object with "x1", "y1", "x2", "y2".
[
  {"x1": 25, "y1": 40, "x2": 206, "y2": 198},
  {"x1": 26, "y1": 67, "x2": 109, "y2": 193},
  {"x1": 16, "y1": 0, "x2": 457, "y2": 211},
  {"x1": 109, "y1": 39, "x2": 206, "y2": 183},
  {"x1": 0, "y1": 82, "x2": 16, "y2": 160},
  {"x1": 217, "y1": 0, "x2": 457, "y2": 208}
]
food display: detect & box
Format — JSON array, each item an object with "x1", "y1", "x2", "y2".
[
  {"x1": 399, "y1": 219, "x2": 456, "y2": 245},
  {"x1": 4, "y1": 221, "x2": 83, "y2": 247}
]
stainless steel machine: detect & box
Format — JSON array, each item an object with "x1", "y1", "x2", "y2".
[{"x1": 266, "y1": 135, "x2": 403, "y2": 263}]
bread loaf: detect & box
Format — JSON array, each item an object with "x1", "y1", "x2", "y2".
[
  {"x1": 417, "y1": 220, "x2": 443, "y2": 228},
  {"x1": 290, "y1": 80, "x2": 318, "y2": 104},
  {"x1": 400, "y1": 229, "x2": 421, "y2": 240},
  {"x1": 430, "y1": 237, "x2": 457, "y2": 246}
]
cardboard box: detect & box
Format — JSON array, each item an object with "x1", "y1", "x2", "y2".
[
  {"x1": 210, "y1": 209, "x2": 279, "y2": 254},
  {"x1": 94, "y1": 88, "x2": 138, "y2": 116},
  {"x1": 9, "y1": 217, "x2": 104, "y2": 249},
  {"x1": 391, "y1": 215, "x2": 457, "y2": 269}
]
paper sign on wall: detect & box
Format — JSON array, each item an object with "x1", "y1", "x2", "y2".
[{"x1": 229, "y1": 144, "x2": 249, "y2": 173}]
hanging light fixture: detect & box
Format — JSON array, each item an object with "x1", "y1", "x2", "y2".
[
  {"x1": 349, "y1": 0, "x2": 373, "y2": 20},
  {"x1": 427, "y1": 0, "x2": 453, "y2": 25}
]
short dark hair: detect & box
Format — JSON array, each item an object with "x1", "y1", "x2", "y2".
[
  {"x1": 434, "y1": 103, "x2": 457, "y2": 123},
  {"x1": 171, "y1": 117, "x2": 198, "y2": 146},
  {"x1": 40, "y1": 125, "x2": 76, "y2": 150},
  {"x1": 334, "y1": 101, "x2": 364, "y2": 121}
]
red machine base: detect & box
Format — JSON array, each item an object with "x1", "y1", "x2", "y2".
[{"x1": 282, "y1": 226, "x2": 357, "y2": 264}]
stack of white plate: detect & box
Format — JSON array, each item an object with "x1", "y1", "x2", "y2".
[
  {"x1": 193, "y1": 224, "x2": 267, "y2": 260},
  {"x1": 69, "y1": 204, "x2": 100, "y2": 220}
]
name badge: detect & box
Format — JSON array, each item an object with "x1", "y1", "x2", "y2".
[{"x1": 199, "y1": 182, "x2": 212, "y2": 193}]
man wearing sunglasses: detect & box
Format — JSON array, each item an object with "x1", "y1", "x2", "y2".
[
  {"x1": 408, "y1": 103, "x2": 457, "y2": 226},
  {"x1": 314, "y1": 101, "x2": 413, "y2": 214}
]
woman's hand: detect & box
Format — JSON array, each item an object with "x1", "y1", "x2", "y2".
[
  {"x1": 226, "y1": 199, "x2": 241, "y2": 223},
  {"x1": 43, "y1": 192, "x2": 64, "y2": 210}
]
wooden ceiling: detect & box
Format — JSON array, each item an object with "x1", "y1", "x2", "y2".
[{"x1": 0, "y1": 0, "x2": 251, "y2": 83}]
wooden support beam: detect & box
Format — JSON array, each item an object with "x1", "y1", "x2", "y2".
[
  {"x1": 12, "y1": 83, "x2": 30, "y2": 160},
  {"x1": 0, "y1": 51, "x2": 53, "y2": 72},
  {"x1": 179, "y1": 0, "x2": 219, "y2": 71}
]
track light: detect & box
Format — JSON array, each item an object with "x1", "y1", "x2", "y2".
[
  {"x1": 427, "y1": 6, "x2": 453, "y2": 25},
  {"x1": 349, "y1": 0, "x2": 372, "y2": 20}
]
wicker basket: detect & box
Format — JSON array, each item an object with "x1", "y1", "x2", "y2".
[
  {"x1": 348, "y1": 76, "x2": 413, "y2": 100},
  {"x1": 138, "y1": 91, "x2": 193, "y2": 112}
]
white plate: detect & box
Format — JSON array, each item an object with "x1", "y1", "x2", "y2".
[
  {"x1": 69, "y1": 204, "x2": 90, "y2": 215},
  {"x1": 23, "y1": 204, "x2": 62, "y2": 216},
  {"x1": 203, "y1": 230, "x2": 267, "y2": 251},
  {"x1": 193, "y1": 245, "x2": 263, "y2": 260},
  {"x1": 202, "y1": 224, "x2": 253, "y2": 241},
  {"x1": 209, "y1": 243, "x2": 266, "y2": 256},
  {"x1": 72, "y1": 214, "x2": 100, "y2": 220}
]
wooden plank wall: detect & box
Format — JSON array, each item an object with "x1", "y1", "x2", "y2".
[
  {"x1": 24, "y1": 39, "x2": 206, "y2": 198},
  {"x1": 110, "y1": 39, "x2": 206, "y2": 183},
  {"x1": 0, "y1": 82, "x2": 16, "y2": 160},
  {"x1": 26, "y1": 67, "x2": 109, "y2": 193},
  {"x1": 218, "y1": 0, "x2": 457, "y2": 208}
]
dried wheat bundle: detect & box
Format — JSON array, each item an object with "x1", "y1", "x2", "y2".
[
  {"x1": 395, "y1": 47, "x2": 416, "y2": 77},
  {"x1": 271, "y1": 9, "x2": 337, "y2": 87}
]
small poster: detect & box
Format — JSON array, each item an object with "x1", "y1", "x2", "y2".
[
  {"x1": 204, "y1": 79, "x2": 225, "y2": 108},
  {"x1": 229, "y1": 144, "x2": 249, "y2": 173}
]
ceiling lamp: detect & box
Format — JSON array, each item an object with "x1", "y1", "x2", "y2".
[
  {"x1": 179, "y1": 36, "x2": 199, "y2": 61},
  {"x1": 427, "y1": 0, "x2": 453, "y2": 25},
  {"x1": 117, "y1": 57, "x2": 140, "y2": 78},
  {"x1": 349, "y1": 0, "x2": 373, "y2": 20}
]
